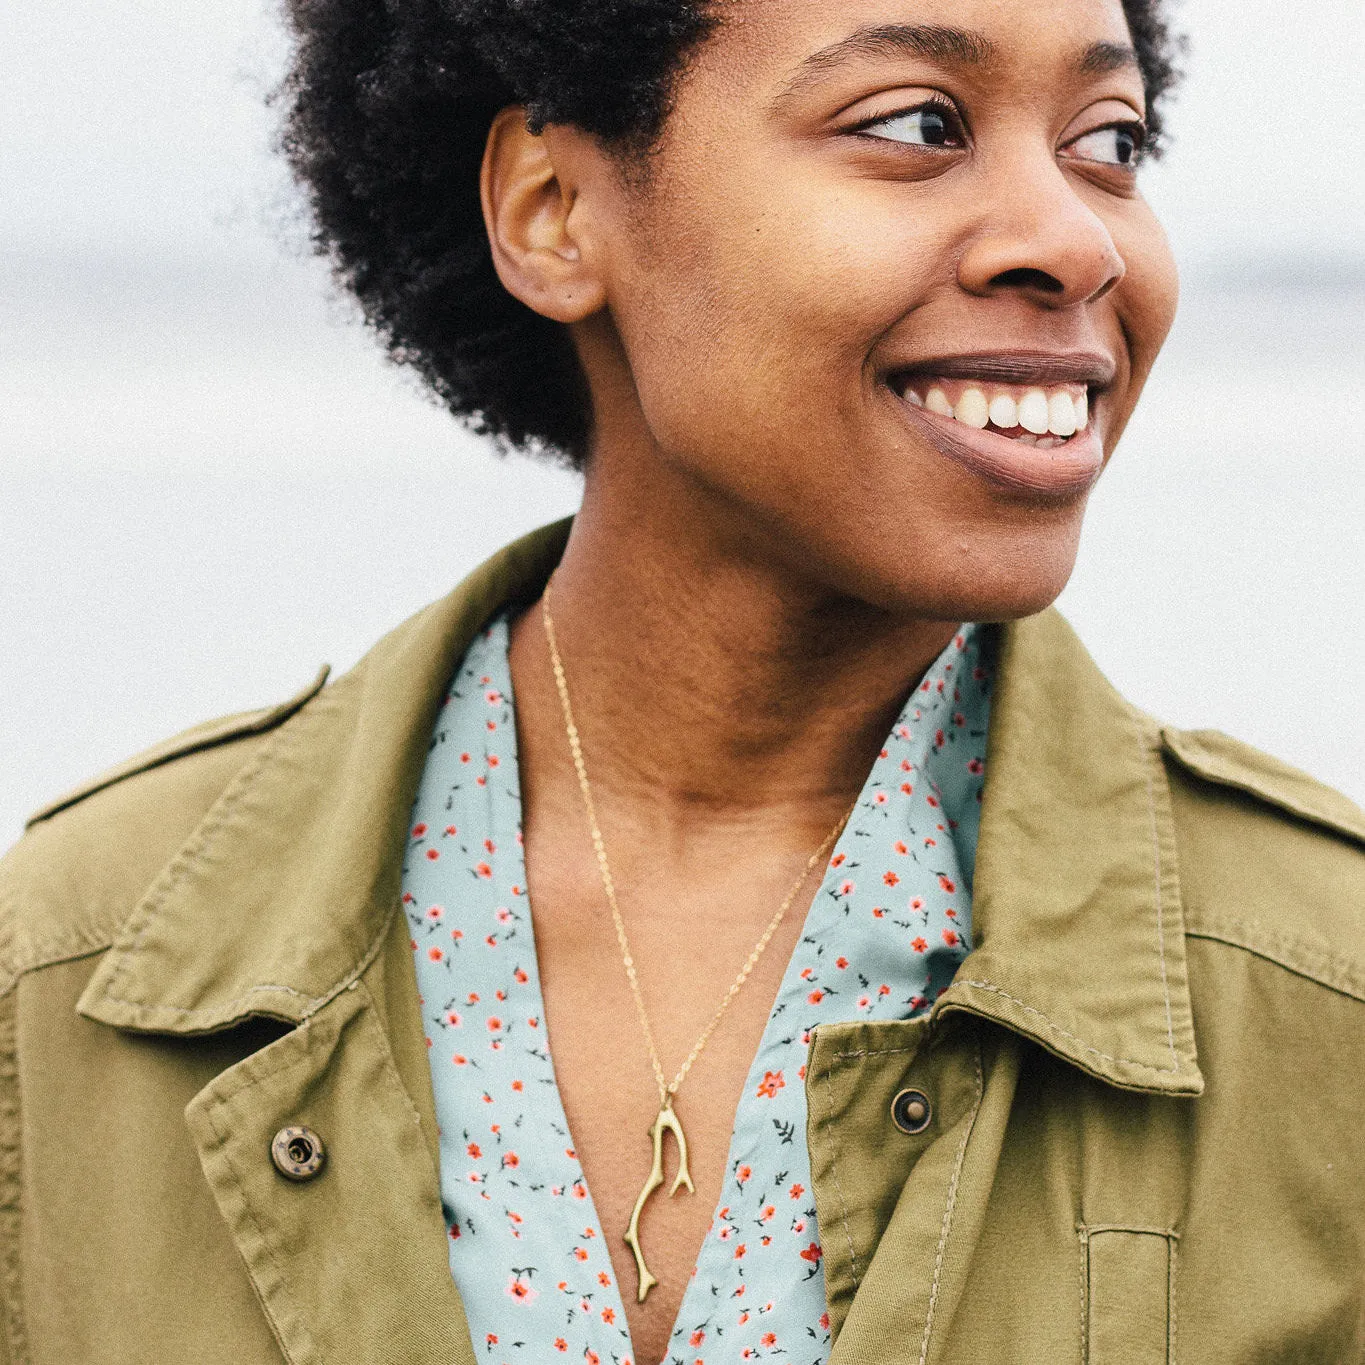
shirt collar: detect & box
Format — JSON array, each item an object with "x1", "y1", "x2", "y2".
[{"x1": 78, "y1": 518, "x2": 1201, "y2": 1095}]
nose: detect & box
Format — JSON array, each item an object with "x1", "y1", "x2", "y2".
[{"x1": 956, "y1": 155, "x2": 1125, "y2": 308}]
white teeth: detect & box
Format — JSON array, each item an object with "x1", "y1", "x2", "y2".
[
  {"x1": 1048, "y1": 392, "x2": 1077, "y2": 437},
  {"x1": 955, "y1": 388, "x2": 989, "y2": 429},
  {"x1": 904, "y1": 388, "x2": 925, "y2": 407},
  {"x1": 926, "y1": 387, "x2": 954, "y2": 417},
  {"x1": 987, "y1": 394, "x2": 1018, "y2": 430},
  {"x1": 1015, "y1": 434, "x2": 1039, "y2": 446},
  {"x1": 1075, "y1": 390, "x2": 1089, "y2": 430},
  {"x1": 1017, "y1": 389, "x2": 1050, "y2": 435}
]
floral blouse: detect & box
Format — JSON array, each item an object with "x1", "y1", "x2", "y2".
[{"x1": 402, "y1": 613, "x2": 993, "y2": 1365}]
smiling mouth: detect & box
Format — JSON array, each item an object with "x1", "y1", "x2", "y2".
[
  {"x1": 894, "y1": 375, "x2": 1090, "y2": 446},
  {"x1": 885, "y1": 362, "x2": 1112, "y2": 498}
]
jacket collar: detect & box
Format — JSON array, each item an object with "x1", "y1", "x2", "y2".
[{"x1": 79, "y1": 519, "x2": 1201, "y2": 1094}]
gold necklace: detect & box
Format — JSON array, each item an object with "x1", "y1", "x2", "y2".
[{"x1": 540, "y1": 581, "x2": 852, "y2": 1304}]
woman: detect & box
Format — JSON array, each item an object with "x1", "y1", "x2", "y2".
[{"x1": 2, "y1": 0, "x2": 1362, "y2": 1361}]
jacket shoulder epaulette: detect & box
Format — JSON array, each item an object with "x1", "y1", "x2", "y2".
[
  {"x1": 24, "y1": 666, "x2": 331, "y2": 829},
  {"x1": 1161, "y1": 725, "x2": 1365, "y2": 849}
]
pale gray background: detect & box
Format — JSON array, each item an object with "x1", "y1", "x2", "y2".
[{"x1": 2, "y1": 0, "x2": 1362, "y2": 842}]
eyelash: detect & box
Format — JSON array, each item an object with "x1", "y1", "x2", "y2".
[{"x1": 852, "y1": 99, "x2": 1149, "y2": 169}]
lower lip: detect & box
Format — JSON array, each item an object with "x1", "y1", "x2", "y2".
[{"x1": 889, "y1": 387, "x2": 1105, "y2": 499}]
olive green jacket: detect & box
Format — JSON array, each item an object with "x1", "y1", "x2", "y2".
[{"x1": 2, "y1": 520, "x2": 1363, "y2": 1364}]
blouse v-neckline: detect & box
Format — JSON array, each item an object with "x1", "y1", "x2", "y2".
[{"x1": 402, "y1": 613, "x2": 993, "y2": 1365}]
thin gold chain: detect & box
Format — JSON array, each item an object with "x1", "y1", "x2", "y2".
[{"x1": 541, "y1": 580, "x2": 853, "y2": 1108}]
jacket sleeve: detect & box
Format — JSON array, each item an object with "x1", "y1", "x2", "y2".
[{"x1": 0, "y1": 987, "x2": 21, "y2": 1363}]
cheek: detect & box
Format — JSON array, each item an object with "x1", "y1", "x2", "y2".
[
  {"x1": 1115, "y1": 202, "x2": 1180, "y2": 386},
  {"x1": 609, "y1": 174, "x2": 950, "y2": 459}
]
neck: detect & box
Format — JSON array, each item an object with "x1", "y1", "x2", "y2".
[{"x1": 508, "y1": 447, "x2": 960, "y2": 851}]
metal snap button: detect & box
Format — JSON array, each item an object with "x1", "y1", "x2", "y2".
[
  {"x1": 271, "y1": 1125, "x2": 327, "y2": 1181},
  {"x1": 891, "y1": 1088, "x2": 932, "y2": 1135}
]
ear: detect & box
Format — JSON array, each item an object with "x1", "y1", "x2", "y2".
[{"x1": 481, "y1": 108, "x2": 608, "y2": 324}]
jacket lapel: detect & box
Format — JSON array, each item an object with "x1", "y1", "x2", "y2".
[{"x1": 75, "y1": 521, "x2": 574, "y2": 1363}]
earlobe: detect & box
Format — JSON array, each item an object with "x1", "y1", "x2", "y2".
[{"x1": 480, "y1": 107, "x2": 606, "y2": 323}]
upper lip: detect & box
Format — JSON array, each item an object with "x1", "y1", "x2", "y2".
[{"x1": 888, "y1": 349, "x2": 1117, "y2": 390}]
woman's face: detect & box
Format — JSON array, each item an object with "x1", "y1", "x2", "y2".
[{"x1": 565, "y1": 0, "x2": 1179, "y2": 618}]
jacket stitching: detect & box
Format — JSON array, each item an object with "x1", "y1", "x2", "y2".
[
  {"x1": 197, "y1": 1073, "x2": 316, "y2": 1363},
  {"x1": 950, "y1": 981, "x2": 1182, "y2": 1073},
  {"x1": 917, "y1": 1039, "x2": 983, "y2": 1365},
  {"x1": 1184, "y1": 922, "x2": 1365, "y2": 1005},
  {"x1": 1142, "y1": 733, "x2": 1181, "y2": 1073},
  {"x1": 1169, "y1": 1233, "x2": 1178, "y2": 1364},
  {"x1": 820, "y1": 1058, "x2": 862, "y2": 1292}
]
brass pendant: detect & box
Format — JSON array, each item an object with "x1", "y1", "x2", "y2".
[{"x1": 624, "y1": 1101, "x2": 695, "y2": 1303}]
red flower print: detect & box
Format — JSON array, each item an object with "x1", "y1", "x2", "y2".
[
  {"x1": 873, "y1": 791, "x2": 888, "y2": 806},
  {"x1": 485, "y1": 690, "x2": 501, "y2": 705},
  {"x1": 757, "y1": 1070, "x2": 785, "y2": 1099},
  {"x1": 943, "y1": 929, "x2": 960, "y2": 947},
  {"x1": 425, "y1": 848, "x2": 439, "y2": 861},
  {"x1": 830, "y1": 852, "x2": 846, "y2": 868},
  {"x1": 466, "y1": 1141, "x2": 481, "y2": 1159},
  {"x1": 734, "y1": 1243, "x2": 747, "y2": 1259},
  {"x1": 926, "y1": 795, "x2": 939, "y2": 808},
  {"x1": 807, "y1": 989, "x2": 825, "y2": 1005},
  {"x1": 555, "y1": 1341, "x2": 567, "y2": 1353},
  {"x1": 505, "y1": 1274, "x2": 537, "y2": 1303},
  {"x1": 502, "y1": 1151, "x2": 520, "y2": 1168},
  {"x1": 910, "y1": 897, "x2": 924, "y2": 910},
  {"x1": 475, "y1": 862, "x2": 492, "y2": 879},
  {"x1": 799, "y1": 1242, "x2": 823, "y2": 1263},
  {"x1": 597, "y1": 1271, "x2": 611, "y2": 1287},
  {"x1": 487, "y1": 754, "x2": 500, "y2": 767},
  {"x1": 585, "y1": 1351, "x2": 599, "y2": 1365},
  {"x1": 954, "y1": 712, "x2": 966, "y2": 727},
  {"x1": 571, "y1": 1182, "x2": 587, "y2": 1200},
  {"x1": 820, "y1": 1312, "x2": 831, "y2": 1330},
  {"x1": 799, "y1": 967, "x2": 813, "y2": 980},
  {"x1": 483, "y1": 837, "x2": 496, "y2": 854},
  {"x1": 939, "y1": 874, "x2": 956, "y2": 893},
  {"x1": 467, "y1": 992, "x2": 480, "y2": 1003},
  {"x1": 789, "y1": 1183, "x2": 804, "y2": 1199},
  {"x1": 882, "y1": 871, "x2": 899, "y2": 886},
  {"x1": 452, "y1": 1053, "x2": 468, "y2": 1066},
  {"x1": 486, "y1": 1334, "x2": 498, "y2": 1346},
  {"x1": 838, "y1": 880, "x2": 854, "y2": 896},
  {"x1": 427, "y1": 946, "x2": 444, "y2": 963},
  {"x1": 511, "y1": 1079, "x2": 523, "y2": 1092},
  {"x1": 460, "y1": 752, "x2": 470, "y2": 763},
  {"x1": 425, "y1": 905, "x2": 444, "y2": 921},
  {"x1": 761, "y1": 1333, "x2": 778, "y2": 1348},
  {"x1": 412, "y1": 823, "x2": 428, "y2": 839},
  {"x1": 879, "y1": 748, "x2": 889, "y2": 759},
  {"x1": 900, "y1": 783, "x2": 914, "y2": 795},
  {"x1": 878, "y1": 984, "x2": 890, "y2": 996},
  {"x1": 857, "y1": 995, "x2": 871, "y2": 1010},
  {"x1": 487, "y1": 1017, "x2": 502, "y2": 1032},
  {"x1": 761, "y1": 1204, "x2": 775, "y2": 1221},
  {"x1": 690, "y1": 1330, "x2": 705, "y2": 1347},
  {"x1": 736, "y1": 1165, "x2": 752, "y2": 1184},
  {"x1": 912, "y1": 937, "x2": 928, "y2": 953},
  {"x1": 945, "y1": 907, "x2": 957, "y2": 918},
  {"x1": 513, "y1": 967, "x2": 528, "y2": 983},
  {"x1": 968, "y1": 757, "x2": 984, "y2": 774},
  {"x1": 894, "y1": 840, "x2": 909, "y2": 854},
  {"x1": 601, "y1": 1307, "x2": 615, "y2": 1324},
  {"x1": 872, "y1": 907, "x2": 886, "y2": 918},
  {"x1": 935, "y1": 729, "x2": 946, "y2": 746},
  {"x1": 451, "y1": 928, "x2": 464, "y2": 940},
  {"x1": 444, "y1": 824, "x2": 457, "y2": 835},
  {"x1": 924, "y1": 837, "x2": 937, "y2": 848},
  {"x1": 573, "y1": 1247, "x2": 589, "y2": 1261},
  {"x1": 836, "y1": 956, "x2": 848, "y2": 969}
]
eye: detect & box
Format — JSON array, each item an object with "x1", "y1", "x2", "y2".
[
  {"x1": 858, "y1": 100, "x2": 966, "y2": 149},
  {"x1": 1065, "y1": 122, "x2": 1147, "y2": 167}
]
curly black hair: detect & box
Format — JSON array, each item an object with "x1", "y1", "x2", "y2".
[{"x1": 280, "y1": 0, "x2": 1184, "y2": 467}]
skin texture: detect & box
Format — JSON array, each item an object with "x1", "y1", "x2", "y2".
[{"x1": 484, "y1": 0, "x2": 1180, "y2": 1357}]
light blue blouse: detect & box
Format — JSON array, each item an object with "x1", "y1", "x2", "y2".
[{"x1": 401, "y1": 614, "x2": 993, "y2": 1365}]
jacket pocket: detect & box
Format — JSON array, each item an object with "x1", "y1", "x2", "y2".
[{"x1": 1081, "y1": 1226, "x2": 1177, "y2": 1364}]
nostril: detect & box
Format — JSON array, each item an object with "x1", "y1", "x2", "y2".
[{"x1": 991, "y1": 267, "x2": 1065, "y2": 293}]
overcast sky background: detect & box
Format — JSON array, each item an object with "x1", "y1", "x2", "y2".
[{"x1": 2, "y1": 0, "x2": 1363, "y2": 841}]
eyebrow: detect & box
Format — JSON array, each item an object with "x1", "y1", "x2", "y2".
[{"x1": 778, "y1": 23, "x2": 1141, "y2": 101}]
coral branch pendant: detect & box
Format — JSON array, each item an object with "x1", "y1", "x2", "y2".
[{"x1": 624, "y1": 1101, "x2": 695, "y2": 1303}]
